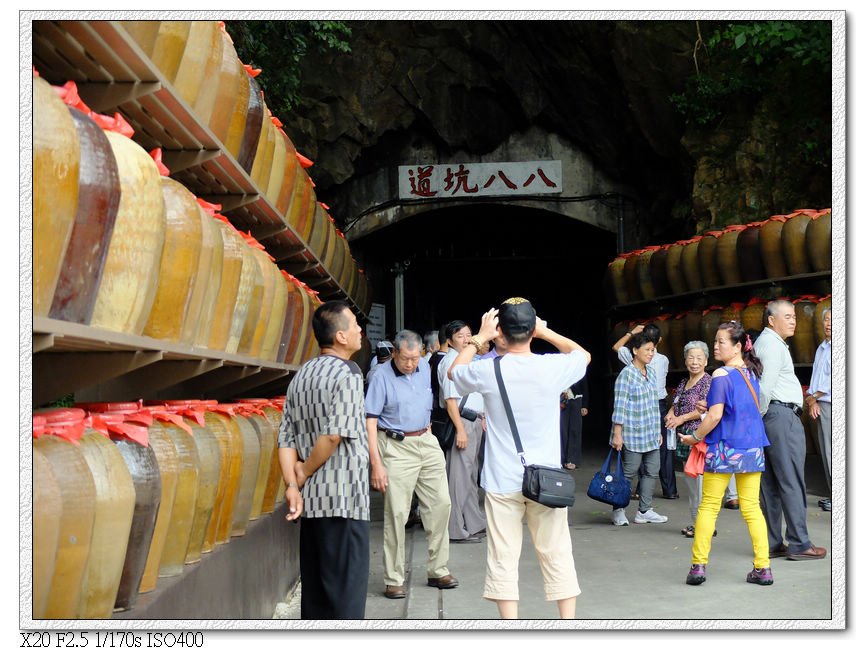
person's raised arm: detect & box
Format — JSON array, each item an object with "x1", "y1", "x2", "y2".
[
  {"x1": 449, "y1": 308, "x2": 499, "y2": 379},
  {"x1": 533, "y1": 317, "x2": 591, "y2": 366},
  {"x1": 612, "y1": 324, "x2": 644, "y2": 353}
]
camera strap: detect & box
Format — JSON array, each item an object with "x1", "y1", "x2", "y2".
[{"x1": 493, "y1": 355, "x2": 526, "y2": 467}]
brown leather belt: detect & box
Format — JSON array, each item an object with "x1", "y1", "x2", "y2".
[{"x1": 404, "y1": 426, "x2": 430, "y2": 437}]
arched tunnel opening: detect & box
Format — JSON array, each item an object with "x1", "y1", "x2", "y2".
[{"x1": 350, "y1": 202, "x2": 618, "y2": 453}]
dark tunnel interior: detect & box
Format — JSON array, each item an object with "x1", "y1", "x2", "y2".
[{"x1": 350, "y1": 203, "x2": 621, "y2": 452}]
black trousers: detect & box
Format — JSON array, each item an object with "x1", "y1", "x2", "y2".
[
  {"x1": 299, "y1": 516, "x2": 370, "y2": 620},
  {"x1": 560, "y1": 396, "x2": 583, "y2": 466},
  {"x1": 658, "y1": 399, "x2": 678, "y2": 497}
]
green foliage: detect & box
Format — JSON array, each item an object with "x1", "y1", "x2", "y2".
[
  {"x1": 670, "y1": 71, "x2": 758, "y2": 125},
  {"x1": 709, "y1": 21, "x2": 831, "y2": 71},
  {"x1": 224, "y1": 21, "x2": 352, "y2": 119},
  {"x1": 670, "y1": 20, "x2": 831, "y2": 166}
]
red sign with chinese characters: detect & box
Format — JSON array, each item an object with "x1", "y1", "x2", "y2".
[{"x1": 398, "y1": 161, "x2": 562, "y2": 199}]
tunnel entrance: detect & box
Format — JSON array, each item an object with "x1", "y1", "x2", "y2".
[{"x1": 350, "y1": 202, "x2": 618, "y2": 452}]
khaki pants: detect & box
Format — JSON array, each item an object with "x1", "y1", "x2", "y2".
[
  {"x1": 483, "y1": 490, "x2": 579, "y2": 602},
  {"x1": 379, "y1": 430, "x2": 451, "y2": 586}
]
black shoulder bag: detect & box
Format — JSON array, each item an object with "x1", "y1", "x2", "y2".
[
  {"x1": 431, "y1": 395, "x2": 468, "y2": 453},
  {"x1": 493, "y1": 356, "x2": 576, "y2": 508}
]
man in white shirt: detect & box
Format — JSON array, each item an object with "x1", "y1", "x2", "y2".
[
  {"x1": 805, "y1": 307, "x2": 832, "y2": 512},
  {"x1": 438, "y1": 319, "x2": 487, "y2": 543},
  {"x1": 449, "y1": 298, "x2": 590, "y2": 619},
  {"x1": 754, "y1": 300, "x2": 826, "y2": 561}
]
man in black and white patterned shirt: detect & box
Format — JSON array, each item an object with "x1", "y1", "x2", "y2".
[{"x1": 278, "y1": 300, "x2": 370, "y2": 619}]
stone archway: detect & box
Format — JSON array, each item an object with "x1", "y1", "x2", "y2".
[{"x1": 340, "y1": 126, "x2": 637, "y2": 247}]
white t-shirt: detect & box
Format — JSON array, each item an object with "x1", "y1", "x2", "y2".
[
  {"x1": 618, "y1": 346, "x2": 669, "y2": 400},
  {"x1": 437, "y1": 348, "x2": 484, "y2": 412},
  {"x1": 451, "y1": 350, "x2": 588, "y2": 493}
]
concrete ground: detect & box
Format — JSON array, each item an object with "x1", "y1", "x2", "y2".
[{"x1": 274, "y1": 448, "x2": 838, "y2": 627}]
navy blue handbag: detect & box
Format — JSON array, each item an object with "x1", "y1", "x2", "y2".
[{"x1": 587, "y1": 450, "x2": 631, "y2": 509}]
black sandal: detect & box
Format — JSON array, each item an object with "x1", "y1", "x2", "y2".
[{"x1": 681, "y1": 525, "x2": 717, "y2": 538}]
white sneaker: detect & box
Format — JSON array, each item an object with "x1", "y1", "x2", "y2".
[
  {"x1": 611, "y1": 508, "x2": 629, "y2": 526},
  {"x1": 635, "y1": 508, "x2": 668, "y2": 524}
]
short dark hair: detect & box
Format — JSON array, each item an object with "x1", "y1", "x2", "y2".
[
  {"x1": 643, "y1": 324, "x2": 661, "y2": 344},
  {"x1": 500, "y1": 329, "x2": 531, "y2": 345},
  {"x1": 312, "y1": 301, "x2": 351, "y2": 347},
  {"x1": 629, "y1": 331, "x2": 654, "y2": 354},
  {"x1": 445, "y1": 320, "x2": 469, "y2": 341},
  {"x1": 438, "y1": 324, "x2": 449, "y2": 345}
]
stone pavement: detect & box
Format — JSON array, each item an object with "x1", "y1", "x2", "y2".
[{"x1": 275, "y1": 449, "x2": 838, "y2": 625}]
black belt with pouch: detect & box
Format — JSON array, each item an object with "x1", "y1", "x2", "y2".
[
  {"x1": 770, "y1": 400, "x2": 803, "y2": 417},
  {"x1": 379, "y1": 427, "x2": 405, "y2": 442}
]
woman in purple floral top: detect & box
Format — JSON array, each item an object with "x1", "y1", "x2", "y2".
[
  {"x1": 664, "y1": 341, "x2": 711, "y2": 537},
  {"x1": 679, "y1": 321, "x2": 772, "y2": 588}
]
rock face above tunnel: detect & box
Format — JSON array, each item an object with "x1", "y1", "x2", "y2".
[{"x1": 276, "y1": 20, "x2": 831, "y2": 239}]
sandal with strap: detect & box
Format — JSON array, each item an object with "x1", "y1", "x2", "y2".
[{"x1": 681, "y1": 525, "x2": 717, "y2": 538}]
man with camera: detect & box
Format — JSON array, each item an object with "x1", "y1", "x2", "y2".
[
  {"x1": 438, "y1": 319, "x2": 487, "y2": 544},
  {"x1": 449, "y1": 298, "x2": 590, "y2": 619},
  {"x1": 365, "y1": 330, "x2": 458, "y2": 599}
]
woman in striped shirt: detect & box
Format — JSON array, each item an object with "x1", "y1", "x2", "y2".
[{"x1": 609, "y1": 332, "x2": 667, "y2": 526}]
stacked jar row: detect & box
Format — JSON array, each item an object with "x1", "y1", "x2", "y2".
[
  {"x1": 606, "y1": 209, "x2": 832, "y2": 305},
  {"x1": 33, "y1": 72, "x2": 322, "y2": 364},
  {"x1": 117, "y1": 20, "x2": 370, "y2": 313},
  {"x1": 32, "y1": 398, "x2": 287, "y2": 620},
  {"x1": 613, "y1": 294, "x2": 831, "y2": 370}
]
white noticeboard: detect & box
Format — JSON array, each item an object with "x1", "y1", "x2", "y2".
[
  {"x1": 398, "y1": 160, "x2": 562, "y2": 200},
  {"x1": 366, "y1": 302, "x2": 386, "y2": 345}
]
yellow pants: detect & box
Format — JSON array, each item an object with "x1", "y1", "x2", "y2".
[{"x1": 691, "y1": 471, "x2": 770, "y2": 569}]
